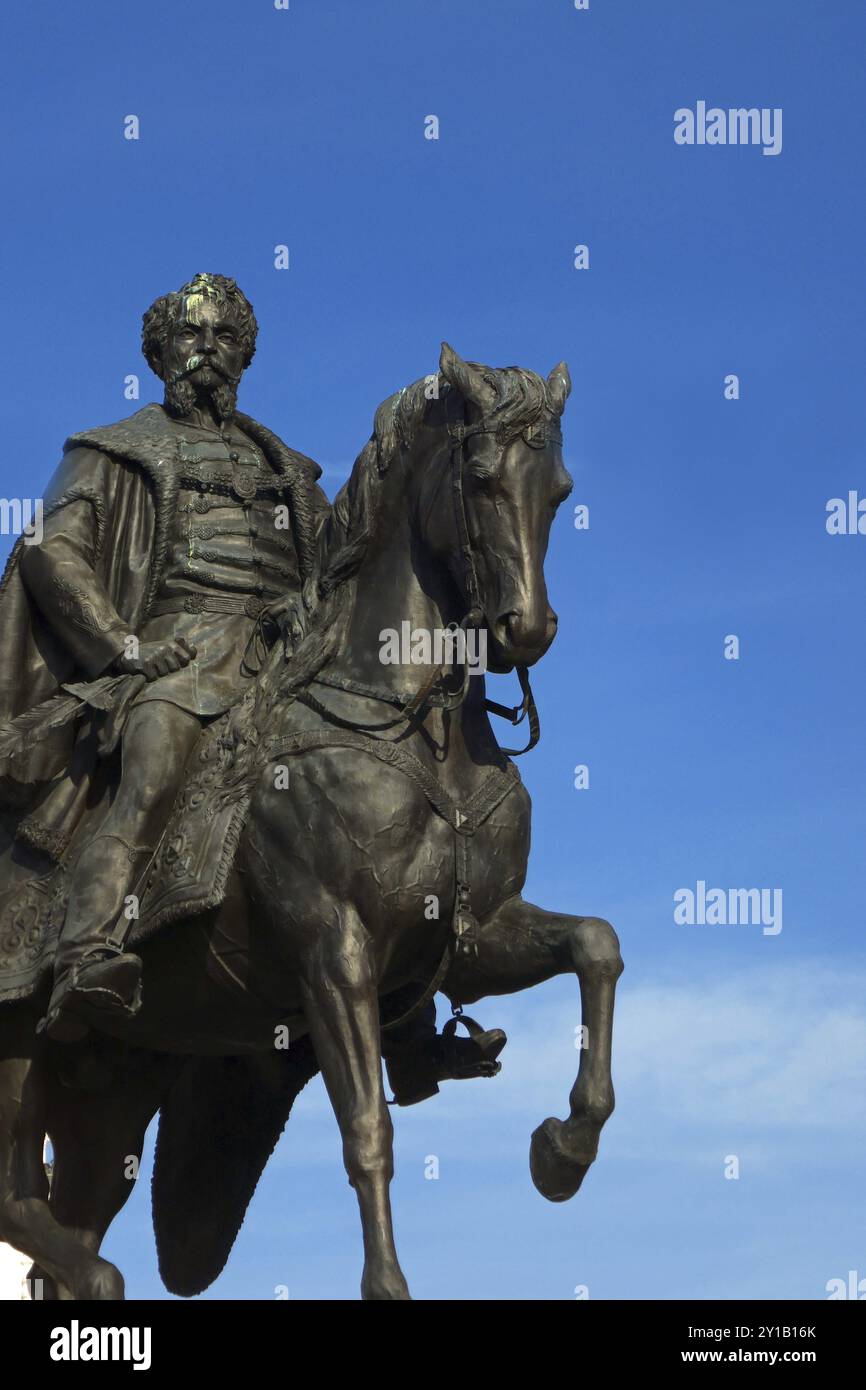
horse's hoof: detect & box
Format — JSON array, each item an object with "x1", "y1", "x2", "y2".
[{"x1": 529, "y1": 1117, "x2": 595, "y2": 1203}]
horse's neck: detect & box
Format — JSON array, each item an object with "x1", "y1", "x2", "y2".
[
  {"x1": 338, "y1": 451, "x2": 457, "y2": 698},
  {"x1": 316, "y1": 425, "x2": 498, "y2": 771}
]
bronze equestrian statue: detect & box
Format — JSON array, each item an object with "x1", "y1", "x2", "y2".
[{"x1": 0, "y1": 279, "x2": 623, "y2": 1299}]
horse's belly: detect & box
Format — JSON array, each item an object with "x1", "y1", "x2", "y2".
[{"x1": 122, "y1": 884, "x2": 304, "y2": 1055}]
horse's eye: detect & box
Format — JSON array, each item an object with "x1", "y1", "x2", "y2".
[{"x1": 468, "y1": 472, "x2": 497, "y2": 496}]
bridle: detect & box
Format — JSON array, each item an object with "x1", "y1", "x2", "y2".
[{"x1": 295, "y1": 392, "x2": 563, "y2": 756}]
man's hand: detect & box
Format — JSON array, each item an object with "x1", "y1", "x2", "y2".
[
  {"x1": 262, "y1": 580, "x2": 318, "y2": 653},
  {"x1": 115, "y1": 637, "x2": 197, "y2": 681},
  {"x1": 263, "y1": 594, "x2": 304, "y2": 649}
]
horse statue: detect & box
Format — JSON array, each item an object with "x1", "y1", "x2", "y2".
[{"x1": 0, "y1": 343, "x2": 623, "y2": 1300}]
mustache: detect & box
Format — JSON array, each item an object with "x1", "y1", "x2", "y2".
[{"x1": 167, "y1": 355, "x2": 239, "y2": 388}]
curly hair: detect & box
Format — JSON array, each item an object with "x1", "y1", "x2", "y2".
[{"x1": 141, "y1": 273, "x2": 258, "y2": 380}]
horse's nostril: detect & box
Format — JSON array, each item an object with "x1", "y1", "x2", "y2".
[
  {"x1": 500, "y1": 612, "x2": 522, "y2": 644},
  {"x1": 496, "y1": 607, "x2": 556, "y2": 655}
]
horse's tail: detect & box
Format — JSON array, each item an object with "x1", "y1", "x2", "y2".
[{"x1": 151, "y1": 1037, "x2": 319, "y2": 1297}]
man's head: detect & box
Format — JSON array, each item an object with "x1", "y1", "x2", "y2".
[{"x1": 141, "y1": 273, "x2": 258, "y2": 421}]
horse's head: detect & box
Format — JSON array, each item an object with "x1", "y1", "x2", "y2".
[{"x1": 429, "y1": 343, "x2": 573, "y2": 672}]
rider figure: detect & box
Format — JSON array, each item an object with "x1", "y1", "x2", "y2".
[{"x1": 18, "y1": 273, "x2": 326, "y2": 1040}]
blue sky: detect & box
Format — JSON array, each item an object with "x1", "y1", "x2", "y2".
[{"x1": 1, "y1": 0, "x2": 864, "y2": 1300}]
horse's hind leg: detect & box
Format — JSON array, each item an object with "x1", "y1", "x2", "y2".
[
  {"x1": 297, "y1": 904, "x2": 410, "y2": 1301},
  {"x1": 443, "y1": 895, "x2": 624, "y2": 1202},
  {"x1": 42, "y1": 1052, "x2": 174, "y2": 1297},
  {"x1": 0, "y1": 1010, "x2": 123, "y2": 1299}
]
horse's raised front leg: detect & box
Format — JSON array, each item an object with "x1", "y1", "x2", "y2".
[
  {"x1": 298, "y1": 905, "x2": 410, "y2": 1301},
  {"x1": 443, "y1": 895, "x2": 624, "y2": 1202}
]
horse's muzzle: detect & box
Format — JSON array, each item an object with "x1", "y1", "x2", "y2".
[{"x1": 488, "y1": 606, "x2": 558, "y2": 669}]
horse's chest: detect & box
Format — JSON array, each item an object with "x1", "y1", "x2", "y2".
[
  {"x1": 252, "y1": 738, "x2": 529, "y2": 933},
  {"x1": 379, "y1": 774, "x2": 530, "y2": 925},
  {"x1": 458, "y1": 788, "x2": 530, "y2": 918}
]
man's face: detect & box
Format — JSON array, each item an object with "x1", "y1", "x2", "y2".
[{"x1": 163, "y1": 294, "x2": 246, "y2": 398}]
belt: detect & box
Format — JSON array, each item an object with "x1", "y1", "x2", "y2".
[{"x1": 148, "y1": 593, "x2": 269, "y2": 619}]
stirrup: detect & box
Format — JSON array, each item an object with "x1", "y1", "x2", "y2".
[{"x1": 440, "y1": 1013, "x2": 507, "y2": 1080}]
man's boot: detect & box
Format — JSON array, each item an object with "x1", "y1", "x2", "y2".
[
  {"x1": 383, "y1": 1000, "x2": 507, "y2": 1107},
  {"x1": 39, "y1": 834, "x2": 147, "y2": 1043}
]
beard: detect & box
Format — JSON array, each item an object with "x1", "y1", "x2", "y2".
[{"x1": 163, "y1": 366, "x2": 239, "y2": 422}]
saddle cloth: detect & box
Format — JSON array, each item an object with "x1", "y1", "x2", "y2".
[{"x1": 0, "y1": 713, "x2": 247, "y2": 1002}]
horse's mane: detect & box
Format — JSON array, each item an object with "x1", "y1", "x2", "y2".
[
  {"x1": 314, "y1": 376, "x2": 430, "y2": 604},
  {"x1": 213, "y1": 361, "x2": 554, "y2": 794}
]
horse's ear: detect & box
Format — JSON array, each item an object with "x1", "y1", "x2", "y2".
[
  {"x1": 439, "y1": 342, "x2": 497, "y2": 411},
  {"x1": 546, "y1": 362, "x2": 571, "y2": 416}
]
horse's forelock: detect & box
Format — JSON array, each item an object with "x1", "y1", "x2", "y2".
[
  {"x1": 484, "y1": 366, "x2": 550, "y2": 438},
  {"x1": 445, "y1": 363, "x2": 552, "y2": 440}
]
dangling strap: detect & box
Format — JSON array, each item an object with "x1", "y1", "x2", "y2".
[{"x1": 485, "y1": 664, "x2": 540, "y2": 755}]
